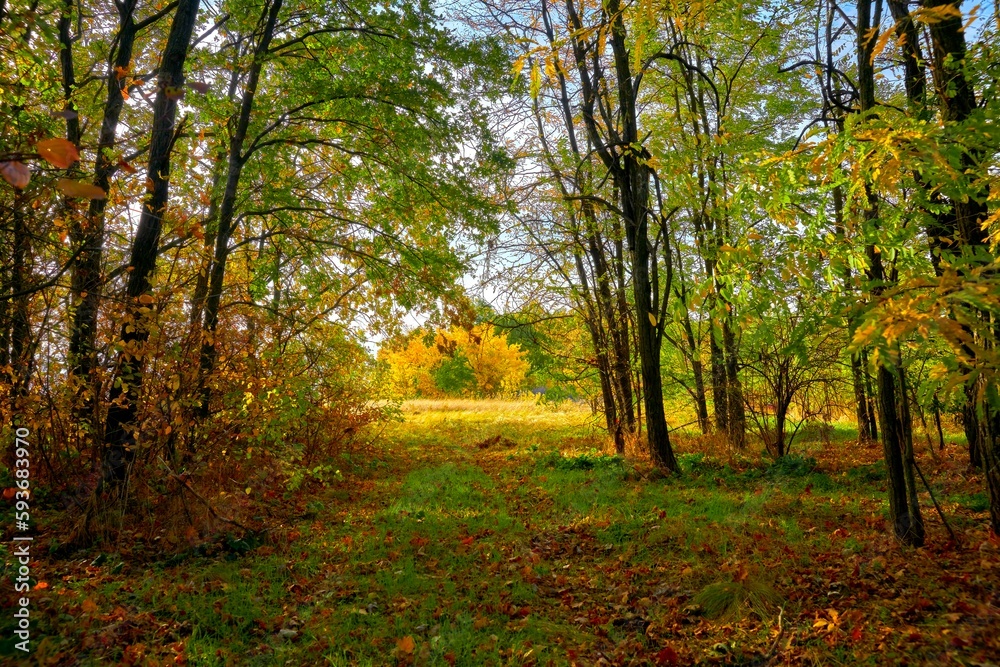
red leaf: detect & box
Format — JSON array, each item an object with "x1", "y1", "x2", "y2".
[
  {"x1": 118, "y1": 160, "x2": 138, "y2": 174},
  {"x1": 460, "y1": 536, "x2": 474, "y2": 546},
  {"x1": 654, "y1": 647, "x2": 679, "y2": 666},
  {"x1": 36, "y1": 138, "x2": 80, "y2": 168},
  {"x1": 0, "y1": 161, "x2": 30, "y2": 188}
]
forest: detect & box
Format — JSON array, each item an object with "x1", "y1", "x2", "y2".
[{"x1": 1, "y1": 0, "x2": 999, "y2": 664}]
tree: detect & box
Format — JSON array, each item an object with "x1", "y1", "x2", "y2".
[{"x1": 101, "y1": 0, "x2": 201, "y2": 490}]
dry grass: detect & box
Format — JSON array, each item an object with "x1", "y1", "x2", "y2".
[{"x1": 401, "y1": 397, "x2": 587, "y2": 416}]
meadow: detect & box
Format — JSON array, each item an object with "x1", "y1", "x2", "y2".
[{"x1": 8, "y1": 399, "x2": 999, "y2": 666}]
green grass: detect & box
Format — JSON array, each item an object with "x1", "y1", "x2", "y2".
[{"x1": 13, "y1": 401, "x2": 996, "y2": 666}]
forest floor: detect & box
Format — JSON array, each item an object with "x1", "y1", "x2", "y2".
[{"x1": 7, "y1": 399, "x2": 1000, "y2": 666}]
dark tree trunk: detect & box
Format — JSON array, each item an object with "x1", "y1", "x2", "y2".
[
  {"x1": 723, "y1": 315, "x2": 746, "y2": 449},
  {"x1": 68, "y1": 0, "x2": 139, "y2": 441},
  {"x1": 9, "y1": 194, "x2": 32, "y2": 414},
  {"x1": 851, "y1": 354, "x2": 874, "y2": 441},
  {"x1": 566, "y1": 0, "x2": 677, "y2": 471},
  {"x1": 858, "y1": 0, "x2": 924, "y2": 546},
  {"x1": 861, "y1": 348, "x2": 879, "y2": 441},
  {"x1": 681, "y1": 309, "x2": 710, "y2": 434},
  {"x1": 199, "y1": 0, "x2": 283, "y2": 419},
  {"x1": 101, "y1": 0, "x2": 201, "y2": 490},
  {"x1": 709, "y1": 320, "x2": 728, "y2": 434}
]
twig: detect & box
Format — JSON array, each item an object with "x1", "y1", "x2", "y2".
[
  {"x1": 764, "y1": 605, "x2": 785, "y2": 665},
  {"x1": 912, "y1": 459, "x2": 958, "y2": 544},
  {"x1": 158, "y1": 459, "x2": 256, "y2": 535}
]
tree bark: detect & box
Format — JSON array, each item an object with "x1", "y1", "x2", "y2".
[
  {"x1": 101, "y1": 0, "x2": 201, "y2": 490},
  {"x1": 68, "y1": 0, "x2": 139, "y2": 442},
  {"x1": 565, "y1": 0, "x2": 677, "y2": 470},
  {"x1": 199, "y1": 0, "x2": 283, "y2": 418},
  {"x1": 858, "y1": 0, "x2": 924, "y2": 546}
]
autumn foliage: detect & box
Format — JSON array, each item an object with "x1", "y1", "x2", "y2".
[{"x1": 381, "y1": 324, "x2": 530, "y2": 398}]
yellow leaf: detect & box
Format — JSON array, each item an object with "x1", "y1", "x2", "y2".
[
  {"x1": 648, "y1": 312, "x2": 657, "y2": 327},
  {"x1": 245, "y1": 487, "x2": 252, "y2": 495},
  {"x1": 870, "y1": 28, "x2": 894, "y2": 64},
  {"x1": 57, "y1": 179, "x2": 106, "y2": 200},
  {"x1": 36, "y1": 138, "x2": 80, "y2": 169}
]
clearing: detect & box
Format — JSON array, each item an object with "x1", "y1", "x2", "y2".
[{"x1": 14, "y1": 400, "x2": 1000, "y2": 666}]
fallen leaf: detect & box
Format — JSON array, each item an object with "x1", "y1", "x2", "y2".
[
  {"x1": 57, "y1": 179, "x2": 106, "y2": 199},
  {"x1": 397, "y1": 636, "x2": 415, "y2": 654},
  {"x1": 82, "y1": 598, "x2": 98, "y2": 613},
  {"x1": 34, "y1": 581, "x2": 50, "y2": 591},
  {"x1": 36, "y1": 138, "x2": 80, "y2": 168},
  {"x1": 654, "y1": 646, "x2": 679, "y2": 666}
]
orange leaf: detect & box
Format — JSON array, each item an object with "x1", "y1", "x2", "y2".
[
  {"x1": 460, "y1": 536, "x2": 474, "y2": 546},
  {"x1": 118, "y1": 160, "x2": 138, "y2": 174},
  {"x1": 34, "y1": 581, "x2": 50, "y2": 591},
  {"x1": 1, "y1": 161, "x2": 30, "y2": 188},
  {"x1": 138, "y1": 293, "x2": 155, "y2": 305},
  {"x1": 36, "y1": 138, "x2": 80, "y2": 169},
  {"x1": 57, "y1": 179, "x2": 106, "y2": 200},
  {"x1": 2, "y1": 488, "x2": 15, "y2": 500},
  {"x1": 82, "y1": 598, "x2": 98, "y2": 613},
  {"x1": 396, "y1": 636, "x2": 415, "y2": 654}
]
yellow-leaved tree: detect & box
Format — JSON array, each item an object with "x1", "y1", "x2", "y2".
[{"x1": 381, "y1": 324, "x2": 529, "y2": 397}]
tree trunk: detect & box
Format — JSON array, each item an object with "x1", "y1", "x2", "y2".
[
  {"x1": 709, "y1": 320, "x2": 728, "y2": 434},
  {"x1": 681, "y1": 309, "x2": 710, "y2": 434},
  {"x1": 69, "y1": 0, "x2": 139, "y2": 442},
  {"x1": 858, "y1": 0, "x2": 924, "y2": 546},
  {"x1": 9, "y1": 194, "x2": 32, "y2": 415},
  {"x1": 565, "y1": 0, "x2": 677, "y2": 471},
  {"x1": 199, "y1": 0, "x2": 283, "y2": 418},
  {"x1": 101, "y1": 0, "x2": 201, "y2": 490},
  {"x1": 723, "y1": 315, "x2": 746, "y2": 449}
]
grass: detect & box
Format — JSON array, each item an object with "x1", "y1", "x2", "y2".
[{"x1": 5, "y1": 400, "x2": 1000, "y2": 665}]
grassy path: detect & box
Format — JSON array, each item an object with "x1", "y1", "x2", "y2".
[{"x1": 13, "y1": 400, "x2": 1000, "y2": 665}]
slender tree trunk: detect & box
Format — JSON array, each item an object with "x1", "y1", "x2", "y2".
[
  {"x1": 861, "y1": 348, "x2": 879, "y2": 441},
  {"x1": 709, "y1": 320, "x2": 728, "y2": 434},
  {"x1": 101, "y1": 0, "x2": 201, "y2": 490},
  {"x1": 199, "y1": 0, "x2": 283, "y2": 418},
  {"x1": 68, "y1": 0, "x2": 139, "y2": 442},
  {"x1": 9, "y1": 194, "x2": 32, "y2": 415},
  {"x1": 858, "y1": 0, "x2": 924, "y2": 546},
  {"x1": 681, "y1": 310, "x2": 710, "y2": 434},
  {"x1": 565, "y1": 0, "x2": 677, "y2": 470},
  {"x1": 723, "y1": 315, "x2": 746, "y2": 449}
]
